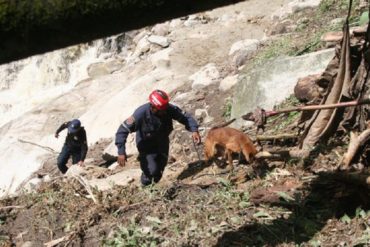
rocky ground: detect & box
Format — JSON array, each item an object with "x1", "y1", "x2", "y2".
[{"x1": 1, "y1": 0, "x2": 370, "y2": 246}]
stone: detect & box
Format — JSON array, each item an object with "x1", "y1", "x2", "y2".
[
  {"x1": 294, "y1": 74, "x2": 322, "y2": 102},
  {"x1": 190, "y1": 63, "x2": 220, "y2": 89},
  {"x1": 219, "y1": 75, "x2": 238, "y2": 91},
  {"x1": 147, "y1": 35, "x2": 170, "y2": 48},
  {"x1": 151, "y1": 22, "x2": 170, "y2": 36},
  {"x1": 231, "y1": 49, "x2": 335, "y2": 129},
  {"x1": 149, "y1": 48, "x2": 172, "y2": 68},
  {"x1": 229, "y1": 39, "x2": 259, "y2": 56},
  {"x1": 321, "y1": 31, "x2": 343, "y2": 43},
  {"x1": 133, "y1": 35, "x2": 151, "y2": 56}
]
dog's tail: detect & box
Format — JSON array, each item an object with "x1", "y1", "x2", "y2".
[{"x1": 210, "y1": 118, "x2": 236, "y2": 130}]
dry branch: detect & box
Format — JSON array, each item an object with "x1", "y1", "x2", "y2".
[
  {"x1": 43, "y1": 233, "x2": 74, "y2": 247},
  {"x1": 341, "y1": 129, "x2": 370, "y2": 169},
  {"x1": 256, "y1": 134, "x2": 298, "y2": 141},
  {"x1": 0, "y1": 205, "x2": 24, "y2": 210},
  {"x1": 255, "y1": 150, "x2": 291, "y2": 161},
  {"x1": 72, "y1": 175, "x2": 98, "y2": 204},
  {"x1": 18, "y1": 138, "x2": 58, "y2": 154}
]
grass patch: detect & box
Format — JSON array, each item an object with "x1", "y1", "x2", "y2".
[
  {"x1": 253, "y1": 36, "x2": 295, "y2": 66},
  {"x1": 267, "y1": 95, "x2": 301, "y2": 131},
  {"x1": 248, "y1": 0, "x2": 362, "y2": 69},
  {"x1": 319, "y1": 0, "x2": 360, "y2": 14},
  {"x1": 222, "y1": 97, "x2": 233, "y2": 119},
  {"x1": 103, "y1": 218, "x2": 162, "y2": 247}
]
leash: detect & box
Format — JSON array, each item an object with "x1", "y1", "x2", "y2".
[{"x1": 192, "y1": 138, "x2": 203, "y2": 165}]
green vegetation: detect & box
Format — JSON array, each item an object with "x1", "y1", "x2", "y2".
[
  {"x1": 0, "y1": 0, "x2": 166, "y2": 30},
  {"x1": 251, "y1": 0, "x2": 363, "y2": 68},
  {"x1": 319, "y1": 0, "x2": 360, "y2": 13},
  {"x1": 222, "y1": 98, "x2": 233, "y2": 119},
  {"x1": 103, "y1": 218, "x2": 161, "y2": 247},
  {"x1": 267, "y1": 95, "x2": 301, "y2": 131},
  {"x1": 254, "y1": 36, "x2": 295, "y2": 65}
]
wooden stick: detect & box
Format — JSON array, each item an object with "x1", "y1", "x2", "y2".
[
  {"x1": 43, "y1": 233, "x2": 74, "y2": 247},
  {"x1": 341, "y1": 129, "x2": 370, "y2": 169},
  {"x1": 72, "y1": 175, "x2": 98, "y2": 204},
  {"x1": 256, "y1": 134, "x2": 298, "y2": 141},
  {"x1": 266, "y1": 97, "x2": 370, "y2": 116},
  {"x1": 0, "y1": 205, "x2": 24, "y2": 210}
]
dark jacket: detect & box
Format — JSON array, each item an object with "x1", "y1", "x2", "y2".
[
  {"x1": 115, "y1": 103, "x2": 198, "y2": 155},
  {"x1": 55, "y1": 121, "x2": 88, "y2": 161}
]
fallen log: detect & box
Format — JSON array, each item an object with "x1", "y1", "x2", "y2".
[{"x1": 43, "y1": 233, "x2": 74, "y2": 247}]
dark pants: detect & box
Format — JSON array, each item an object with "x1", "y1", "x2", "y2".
[
  {"x1": 139, "y1": 153, "x2": 168, "y2": 186},
  {"x1": 57, "y1": 144, "x2": 82, "y2": 174}
]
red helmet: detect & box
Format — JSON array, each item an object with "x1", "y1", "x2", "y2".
[{"x1": 149, "y1": 89, "x2": 169, "y2": 110}]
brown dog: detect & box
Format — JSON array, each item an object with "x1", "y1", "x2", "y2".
[{"x1": 204, "y1": 127, "x2": 257, "y2": 172}]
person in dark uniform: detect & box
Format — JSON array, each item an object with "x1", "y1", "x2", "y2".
[
  {"x1": 55, "y1": 119, "x2": 88, "y2": 174},
  {"x1": 115, "y1": 89, "x2": 201, "y2": 186}
]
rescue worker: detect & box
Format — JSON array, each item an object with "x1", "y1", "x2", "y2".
[
  {"x1": 55, "y1": 119, "x2": 88, "y2": 174},
  {"x1": 115, "y1": 89, "x2": 201, "y2": 186}
]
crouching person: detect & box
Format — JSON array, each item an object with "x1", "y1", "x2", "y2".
[
  {"x1": 55, "y1": 119, "x2": 88, "y2": 174},
  {"x1": 115, "y1": 89, "x2": 201, "y2": 186}
]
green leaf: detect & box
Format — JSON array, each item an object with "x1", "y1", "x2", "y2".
[
  {"x1": 253, "y1": 211, "x2": 273, "y2": 219},
  {"x1": 230, "y1": 216, "x2": 241, "y2": 224},
  {"x1": 340, "y1": 214, "x2": 351, "y2": 224},
  {"x1": 309, "y1": 239, "x2": 321, "y2": 247},
  {"x1": 276, "y1": 191, "x2": 295, "y2": 202},
  {"x1": 359, "y1": 11, "x2": 369, "y2": 26},
  {"x1": 239, "y1": 201, "x2": 250, "y2": 208},
  {"x1": 355, "y1": 208, "x2": 367, "y2": 219},
  {"x1": 218, "y1": 178, "x2": 231, "y2": 187}
]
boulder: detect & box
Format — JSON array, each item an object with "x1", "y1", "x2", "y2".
[
  {"x1": 190, "y1": 63, "x2": 220, "y2": 89},
  {"x1": 147, "y1": 35, "x2": 170, "y2": 48},
  {"x1": 294, "y1": 74, "x2": 322, "y2": 103},
  {"x1": 219, "y1": 75, "x2": 238, "y2": 91},
  {"x1": 133, "y1": 35, "x2": 151, "y2": 56},
  {"x1": 151, "y1": 22, "x2": 170, "y2": 36},
  {"x1": 149, "y1": 48, "x2": 172, "y2": 68},
  {"x1": 231, "y1": 49, "x2": 335, "y2": 129},
  {"x1": 229, "y1": 39, "x2": 259, "y2": 56}
]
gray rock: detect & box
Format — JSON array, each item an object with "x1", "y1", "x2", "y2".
[
  {"x1": 21, "y1": 241, "x2": 33, "y2": 247},
  {"x1": 229, "y1": 39, "x2": 259, "y2": 56},
  {"x1": 190, "y1": 63, "x2": 220, "y2": 89},
  {"x1": 87, "y1": 62, "x2": 109, "y2": 78},
  {"x1": 149, "y1": 48, "x2": 172, "y2": 69},
  {"x1": 219, "y1": 75, "x2": 238, "y2": 91},
  {"x1": 148, "y1": 35, "x2": 170, "y2": 48},
  {"x1": 87, "y1": 60, "x2": 123, "y2": 78},
  {"x1": 151, "y1": 22, "x2": 170, "y2": 36}
]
